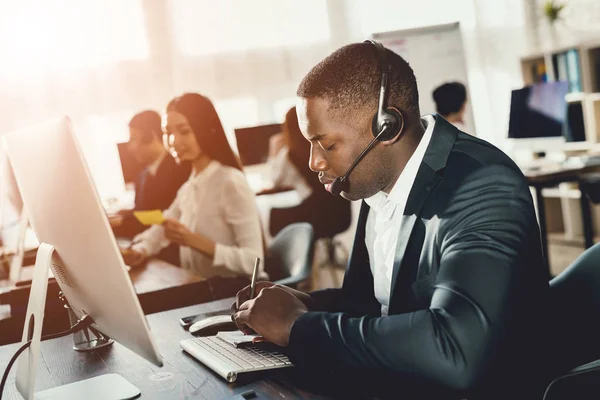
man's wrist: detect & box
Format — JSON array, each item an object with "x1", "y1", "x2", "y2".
[
  {"x1": 299, "y1": 292, "x2": 317, "y2": 310},
  {"x1": 284, "y1": 308, "x2": 308, "y2": 347}
]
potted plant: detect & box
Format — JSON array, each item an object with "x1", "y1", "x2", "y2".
[{"x1": 543, "y1": 0, "x2": 566, "y2": 25}]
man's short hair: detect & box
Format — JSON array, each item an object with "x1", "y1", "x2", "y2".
[
  {"x1": 297, "y1": 42, "x2": 420, "y2": 124},
  {"x1": 432, "y1": 82, "x2": 467, "y2": 116},
  {"x1": 128, "y1": 110, "x2": 162, "y2": 140}
]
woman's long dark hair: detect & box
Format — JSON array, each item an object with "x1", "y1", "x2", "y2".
[{"x1": 167, "y1": 93, "x2": 242, "y2": 171}]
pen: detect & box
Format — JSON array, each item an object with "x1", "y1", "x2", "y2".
[{"x1": 249, "y1": 257, "x2": 260, "y2": 299}]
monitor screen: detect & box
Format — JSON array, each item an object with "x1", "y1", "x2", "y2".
[
  {"x1": 234, "y1": 123, "x2": 282, "y2": 166},
  {"x1": 508, "y1": 81, "x2": 569, "y2": 140},
  {"x1": 117, "y1": 142, "x2": 145, "y2": 184}
]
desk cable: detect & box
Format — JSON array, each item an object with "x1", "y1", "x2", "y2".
[{"x1": 0, "y1": 315, "x2": 93, "y2": 400}]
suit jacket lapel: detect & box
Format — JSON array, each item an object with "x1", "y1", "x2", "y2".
[{"x1": 389, "y1": 115, "x2": 458, "y2": 301}]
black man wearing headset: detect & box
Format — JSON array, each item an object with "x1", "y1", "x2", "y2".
[{"x1": 232, "y1": 41, "x2": 549, "y2": 400}]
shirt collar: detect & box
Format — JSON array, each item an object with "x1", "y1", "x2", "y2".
[
  {"x1": 365, "y1": 115, "x2": 436, "y2": 209},
  {"x1": 190, "y1": 160, "x2": 220, "y2": 183}
]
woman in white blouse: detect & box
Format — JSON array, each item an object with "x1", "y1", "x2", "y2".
[{"x1": 124, "y1": 93, "x2": 265, "y2": 289}]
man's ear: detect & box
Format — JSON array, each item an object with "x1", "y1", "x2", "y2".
[{"x1": 378, "y1": 106, "x2": 404, "y2": 145}]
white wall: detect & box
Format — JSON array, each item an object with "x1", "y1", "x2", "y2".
[
  {"x1": 527, "y1": 0, "x2": 600, "y2": 51},
  {"x1": 468, "y1": 0, "x2": 531, "y2": 148},
  {"x1": 335, "y1": 0, "x2": 598, "y2": 149},
  {"x1": 335, "y1": 0, "x2": 530, "y2": 147}
]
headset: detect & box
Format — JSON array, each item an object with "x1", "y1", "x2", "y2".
[{"x1": 329, "y1": 39, "x2": 405, "y2": 196}]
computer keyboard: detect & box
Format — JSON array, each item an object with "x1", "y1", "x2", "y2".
[
  {"x1": 180, "y1": 336, "x2": 293, "y2": 382},
  {"x1": 562, "y1": 155, "x2": 600, "y2": 168}
]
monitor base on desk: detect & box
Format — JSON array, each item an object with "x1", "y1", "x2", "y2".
[
  {"x1": 35, "y1": 373, "x2": 140, "y2": 400},
  {"x1": 72, "y1": 336, "x2": 114, "y2": 352},
  {"x1": 62, "y1": 295, "x2": 115, "y2": 352}
]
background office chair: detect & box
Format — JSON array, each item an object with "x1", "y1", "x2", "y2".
[
  {"x1": 543, "y1": 242, "x2": 600, "y2": 399},
  {"x1": 268, "y1": 190, "x2": 352, "y2": 288},
  {"x1": 576, "y1": 173, "x2": 600, "y2": 249},
  {"x1": 579, "y1": 173, "x2": 600, "y2": 204},
  {"x1": 264, "y1": 222, "x2": 315, "y2": 289}
]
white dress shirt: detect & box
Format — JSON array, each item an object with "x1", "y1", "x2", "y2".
[
  {"x1": 133, "y1": 161, "x2": 265, "y2": 279},
  {"x1": 365, "y1": 115, "x2": 436, "y2": 316}
]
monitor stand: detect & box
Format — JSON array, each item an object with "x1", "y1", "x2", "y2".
[{"x1": 15, "y1": 243, "x2": 141, "y2": 400}]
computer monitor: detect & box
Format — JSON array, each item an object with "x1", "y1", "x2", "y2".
[
  {"x1": 0, "y1": 150, "x2": 31, "y2": 283},
  {"x1": 234, "y1": 123, "x2": 282, "y2": 166},
  {"x1": 116, "y1": 142, "x2": 144, "y2": 184},
  {"x1": 507, "y1": 81, "x2": 569, "y2": 151},
  {"x1": 0, "y1": 150, "x2": 23, "y2": 214},
  {"x1": 3, "y1": 116, "x2": 162, "y2": 398}
]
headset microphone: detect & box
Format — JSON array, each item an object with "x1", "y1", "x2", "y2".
[{"x1": 328, "y1": 126, "x2": 388, "y2": 196}]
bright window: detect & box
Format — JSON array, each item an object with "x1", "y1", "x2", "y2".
[
  {"x1": 213, "y1": 97, "x2": 260, "y2": 154},
  {"x1": 171, "y1": 0, "x2": 330, "y2": 56},
  {"x1": 0, "y1": 0, "x2": 149, "y2": 76}
]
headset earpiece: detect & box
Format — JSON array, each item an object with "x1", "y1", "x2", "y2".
[{"x1": 371, "y1": 107, "x2": 404, "y2": 142}]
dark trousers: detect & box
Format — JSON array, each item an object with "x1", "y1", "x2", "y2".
[{"x1": 269, "y1": 193, "x2": 351, "y2": 240}]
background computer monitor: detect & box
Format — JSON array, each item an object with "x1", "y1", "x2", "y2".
[
  {"x1": 0, "y1": 150, "x2": 36, "y2": 283},
  {"x1": 116, "y1": 142, "x2": 145, "y2": 184},
  {"x1": 234, "y1": 123, "x2": 282, "y2": 166},
  {"x1": 4, "y1": 117, "x2": 163, "y2": 367},
  {"x1": 1, "y1": 152, "x2": 23, "y2": 214},
  {"x1": 508, "y1": 80, "x2": 569, "y2": 141}
]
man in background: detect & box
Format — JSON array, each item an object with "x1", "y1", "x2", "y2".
[
  {"x1": 112, "y1": 110, "x2": 190, "y2": 241},
  {"x1": 432, "y1": 81, "x2": 468, "y2": 130}
]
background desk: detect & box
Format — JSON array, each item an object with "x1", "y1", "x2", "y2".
[
  {"x1": 0, "y1": 298, "x2": 337, "y2": 400},
  {"x1": 524, "y1": 163, "x2": 600, "y2": 278},
  {"x1": 0, "y1": 260, "x2": 208, "y2": 346}
]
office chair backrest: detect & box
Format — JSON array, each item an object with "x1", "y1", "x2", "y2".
[
  {"x1": 549, "y1": 242, "x2": 600, "y2": 374},
  {"x1": 265, "y1": 223, "x2": 314, "y2": 289}
]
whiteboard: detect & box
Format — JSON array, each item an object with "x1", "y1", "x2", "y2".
[{"x1": 373, "y1": 22, "x2": 475, "y2": 135}]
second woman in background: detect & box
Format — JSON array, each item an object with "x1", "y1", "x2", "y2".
[
  {"x1": 268, "y1": 107, "x2": 352, "y2": 241},
  {"x1": 124, "y1": 93, "x2": 265, "y2": 296}
]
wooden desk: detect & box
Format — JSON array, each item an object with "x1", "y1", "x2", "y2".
[
  {"x1": 0, "y1": 260, "x2": 210, "y2": 346},
  {"x1": 0, "y1": 298, "x2": 341, "y2": 400},
  {"x1": 524, "y1": 163, "x2": 600, "y2": 278}
]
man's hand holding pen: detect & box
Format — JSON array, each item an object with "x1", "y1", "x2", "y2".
[
  {"x1": 231, "y1": 281, "x2": 313, "y2": 347},
  {"x1": 232, "y1": 285, "x2": 308, "y2": 347}
]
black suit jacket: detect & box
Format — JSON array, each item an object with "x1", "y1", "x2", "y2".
[
  {"x1": 287, "y1": 116, "x2": 549, "y2": 399},
  {"x1": 114, "y1": 155, "x2": 190, "y2": 239}
]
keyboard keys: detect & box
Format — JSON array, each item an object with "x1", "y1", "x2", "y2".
[{"x1": 190, "y1": 337, "x2": 292, "y2": 373}]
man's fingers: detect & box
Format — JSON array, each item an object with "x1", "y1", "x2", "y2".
[
  {"x1": 238, "y1": 299, "x2": 252, "y2": 311},
  {"x1": 240, "y1": 326, "x2": 253, "y2": 335},
  {"x1": 233, "y1": 282, "x2": 276, "y2": 312},
  {"x1": 235, "y1": 286, "x2": 252, "y2": 310},
  {"x1": 232, "y1": 309, "x2": 251, "y2": 331}
]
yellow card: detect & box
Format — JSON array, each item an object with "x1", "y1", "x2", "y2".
[{"x1": 133, "y1": 210, "x2": 164, "y2": 226}]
